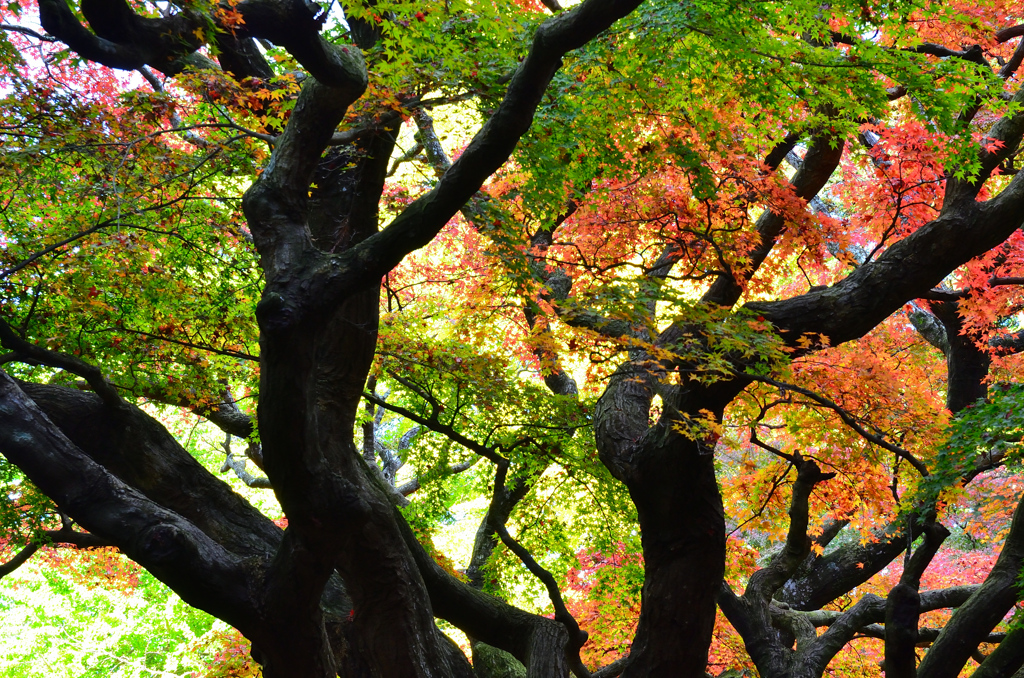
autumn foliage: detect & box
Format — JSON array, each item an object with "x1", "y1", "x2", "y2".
[{"x1": 0, "y1": 0, "x2": 1023, "y2": 676}]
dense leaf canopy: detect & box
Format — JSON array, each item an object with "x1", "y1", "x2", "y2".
[{"x1": 0, "y1": 0, "x2": 1023, "y2": 676}]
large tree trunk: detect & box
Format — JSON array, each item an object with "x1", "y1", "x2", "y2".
[
  {"x1": 1, "y1": 0, "x2": 658, "y2": 672},
  {"x1": 243, "y1": 100, "x2": 481, "y2": 674},
  {"x1": 595, "y1": 356, "x2": 732, "y2": 676},
  {"x1": 622, "y1": 432, "x2": 725, "y2": 677}
]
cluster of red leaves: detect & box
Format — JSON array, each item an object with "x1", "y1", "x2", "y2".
[
  {"x1": 548, "y1": 124, "x2": 818, "y2": 302},
  {"x1": 37, "y1": 546, "x2": 141, "y2": 592},
  {"x1": 949, "y1": 469, "x2": 1024, "y2": 546},
  {"x1": 832, "y1": 121, "x2": 947, "y2": 259},
  {"x1": 564, "y1": 545, "x2": 642, "y2": 667},
  {"x1": 956, "y1": 228, "x2": 1024, "y2": 346},
  {"x1": 906, "y1": 0, "x2": 1022, "y2": 51},
  {"x1": 509, "y1": 0, "x2": 551, "y2": 13},
  {"x1": 190, "y1": 627, "x2": 262, "y2": 678},
  {"x1": 721, "y1": 315, "x2": 949, "y2": 546}
]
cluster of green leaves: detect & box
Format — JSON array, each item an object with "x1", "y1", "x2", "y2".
[
  {"x1": 0, "y1": 551, "x2": 246, "y2": 678},
  {"x1": 495, "y1": 0, "x2": 1001, "y2": 232},
  {"x1": 375, "y1": 312, "x2": 637, "y2": 603},
  {"x1": 333, "y1": 0, "x2": 537, "y2": 122},
  {"x1": 925, "y1": 383, "x2": 1024, "y2": 503},
  {"x1": 564, "y1": 544, "x2": 645, "y2": 667},
  {"x1": 0, "y1": 70, "x2": 263, "y2": 413}
]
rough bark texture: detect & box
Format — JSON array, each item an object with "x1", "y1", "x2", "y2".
[
  {"x1": 931, "y1": 301, "x2": 991, "y2": 411},
  {"x1": 601, "y1": 410, "x2": 728, "y2": 678}
]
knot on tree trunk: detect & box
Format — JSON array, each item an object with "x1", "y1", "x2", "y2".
[{"x1": 794, "y1": 454, "x2": 836, "y2": 487}]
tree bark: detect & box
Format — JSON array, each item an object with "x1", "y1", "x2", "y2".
[
  {"x1": 612, "y1": 423, "x2": 727, "y2": 677},
  {"x1": 971, "y1": 626, "x2": 1024, "y2": 678},
  {"x1": 930, "y1": 301, "x2": 990, "y2": 412}
]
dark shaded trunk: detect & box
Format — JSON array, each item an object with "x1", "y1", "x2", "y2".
[
  {"x1": 971, "y1": 626, "x2": 1024, "y2": 678},
  {"x1": 885, "y1": 583, "x2": 922, "y2": 678},
  {"x1": 883, "y1": 522, "x2": 949, "y2": 678},
  {"x1": 617, "y1": 428, "x2": 726, "y2": 677},
  {"x1": 930, "y1": 301, "x2": 990, "y2": 412},
  {"x1": 6, "y1": 378, "x2": 376, "y2": 674},
  {"x1": 246, "y1": 115, "x2": 480, "y2": 675}
]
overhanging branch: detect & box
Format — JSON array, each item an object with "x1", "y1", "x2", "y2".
[{"x1": 0, "y1": 317, "x2": 124, "y2": 408}]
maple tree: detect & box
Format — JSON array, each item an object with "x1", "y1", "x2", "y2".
[{"x1": 0, "y1": 0, "x2": 1024, "y2": 676}]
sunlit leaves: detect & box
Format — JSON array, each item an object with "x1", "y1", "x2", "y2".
[{"x1": 0, "y1": 62, "x2": 262, "y2": 412}]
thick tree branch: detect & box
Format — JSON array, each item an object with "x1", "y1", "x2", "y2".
[
  {"x1": 16, "y1": 381, "x2": 284, "y2": 559},
  {"x1": 745, "y1": 455, "x2": 835, "y2": 603},
  {"x1": 38, "y1": 0, "x2": 189, "y2": 72},
  {"x1": 786, "y1": 585, "x2": 980, "y2": 629},
  {"x1": 909, "y1": 305, "x2": 950, "y2": 355},
  {"x1": 557, "y1": 307, "x2": 636, "y2": 340},
  {"x1": 703, "y1": 132, "x2": 845, "y2": 307},
  {"x1": 244, "y1": 73, "x2": 368, "y2": 287},
  {"x1": 397, "y1": 505, "x2": 575, "y2": 677},
  {"x1": 930, "y1": 300, "x2": 991, "y2": 412},
  {"x1": 996, "y1": 24, "x2": 1024, "y2": 42},
  {"x1": 775, "y1": 514, "x2": 933, "y2": 611},
  {"x1": 591, "y1": 657, "x2": 630, "y2": 678},
  {"x1": 991, "y1": 331, "x2": 1024, "y2": 355},
  {"x1": 466, "y1": 464, "x2": 539, "y2": 589},
  {"x1": 0, "y1": 542, "x2": 38, "y2": 578},
  {"x1": 970, "y1": 625, "x2": 1024, "y2": 678},
  {"x1": 728, "y1": 583, "x2": 989, "y2": 678},
  {"x1": 718, "y1": 455, "x2": 835, "y2": 677},
  {"x1": 911, "y1": 43, "x2": 988, "y2": 66},
  {"x1": 799, "y1": 593, "x2": 886, "y2": 674},
  {"x1": 749, "y1": 88, "x2": 1024, "y2": 351},
  {"x1": 41, "y1": 0, "x2": 361, "y2": 84},
  {"x1": 857, "y1": 625, "x2": 1004, "y2": 646},
  {"x1": 0, "y1": 369, "x2": 257, "y2": 629},
  {"x1": 777, "y1": 451, "x2": 999, "y2": 618},
  {"x1": 252, "y1": 0, "x2": 648, "y2": 334},
  {"x1": 884, "y1": 522, "x2": 950, "y2": 678}
]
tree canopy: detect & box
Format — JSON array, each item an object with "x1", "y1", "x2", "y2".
[{"x1": 1, "y1": 0, "x2": 1024, "y2": 676}]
